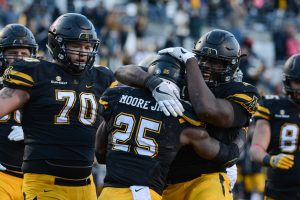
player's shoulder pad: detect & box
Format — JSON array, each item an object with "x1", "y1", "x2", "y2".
[
  {"x1": 99, "y1": 86, "x2": 129, "y2": 107},
  {"x1": 91, "y1": 65, "x2": 114, "y2": 76},
  {"x1": 91, "y1": 65, "x2": 118, "y2": 87},
  {"x1": 180, "y1": 100, "x2": 206, "y2": 127},
  {"x1": 224, "y1": 82, "x2": 259, "y2": 115},
  {"x1": 3, "y1": 58, "x2": 43, "y2": 88},
  {"x1": 252, "y1": 95, "x2": 284, "y2": 120},
  {"x1": 10, "y1": 58, "x2": 42, "y2": 70},
  {"x1": 261, "y1": 94, "x2": 282, "y2": 102},
  {"x1": 92, "y1": 65, "x2": 111, "y2": 71},
  {"x1": 258, "y1": 95, "x2": 284, "y2": 110},
  {"x1": 222, "y1": 81, "x2": 259, "y2": 96}
]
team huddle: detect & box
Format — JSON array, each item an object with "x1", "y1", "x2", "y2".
[{"x1": 0, "y1": 12, "x2": 298, "y2": 200}]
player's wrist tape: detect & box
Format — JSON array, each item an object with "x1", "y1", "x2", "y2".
[
  {"x1": 144, "y1": 75, "x2": 163, "y2": 92},
  {"x1": 212, "y1": 143, "x2": 239, "y2": 167},
  {"x1": 95, "y1": 152, "x2": 106, "y2": 164},
  {"x1": 262, "y1": 155, "x2": 271, "y2": 167}
]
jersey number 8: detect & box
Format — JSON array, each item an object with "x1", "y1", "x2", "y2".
[{"x1": 280, "y1": 123, "x2": 299, "y2": 153}]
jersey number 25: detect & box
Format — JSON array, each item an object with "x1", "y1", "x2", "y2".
[{"x1": 112, "y1": 112, "x2": 162, "y2": 158}]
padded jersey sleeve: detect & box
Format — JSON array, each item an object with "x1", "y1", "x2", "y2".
[
  {"x1": 252, "y1": 96, "x2": 272, "y2": 121},
  {"x1": 99, "y1": 87, "x2": 123, "y2": 121},
  {"x1": 2, "y1": 58, "x2": 39, "y2": 94},
  {"x1": 224, "y1": 82, "x2": 260, "y2": 116},
  {"x1": 95, "y1": 66, "x2": 118, "y2": 89}
]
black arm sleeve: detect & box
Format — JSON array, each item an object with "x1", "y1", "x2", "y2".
[{"x1": 212, "y1": 128, "x2": 247, "y2": 167}]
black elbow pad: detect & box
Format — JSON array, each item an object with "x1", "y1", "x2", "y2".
[
  {"x1": 212, "y1": 143, "x2": 240, "y2": 168},
  {"x1": 95, "y1": 152, "x2": 106, "y2": 164}
]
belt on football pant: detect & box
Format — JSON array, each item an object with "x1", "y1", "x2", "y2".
[
  {"x1": 2, "y1": 170, "x2": 23, "y2": 178},
  {"x1": 54, "y1": 176, "x2": 91, "y2": 186}
]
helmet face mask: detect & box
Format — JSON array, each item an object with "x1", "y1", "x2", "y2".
[
  {"x1": 3, "y1": 47, "x2": 31, "y2": 65},
  {"x1": 47, "y1": 13, "x2": 100, "y2": 74},
  {"x1": 284, "y1": 78, "x2": 300, "y2": 104},
  {"x1": 283, "y1": 54, "x2": 300, "y2": 104},
  {"x1": 63, "y1": 40, "x2": 99, "y2": 70},
  {"x1": 193, "y1": 29, "x2": 242, "y2": 88},
  {"x1": 0, "y1": 24, "x2": 38, "y2": 68},
  {"x1": 197, "y1": 56, "x2": 235, "y2": 87}
]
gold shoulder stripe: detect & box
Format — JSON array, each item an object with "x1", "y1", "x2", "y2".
[
  {"x1": 257, "y1": 104, "x2": 270, "y2": 114},
  {"x1": 10, "y1": 70, "x2": 34, "y2": 83},
  {"x1": 99, "y1": 99, "x2": 108, "y2": 105},
  {"x1": 182, "y1": 114, "x2": 205, "y2": 127},
  {"x1": 227, "y1": 93, "x2": 252, "y2": 101},
  {"x1": 253, "y1": 112, "x2": 270, "y2": 120},
  {"x1": 109, "y1": 81, "x2": 118, "y2": 88},
  {"x1": 6, "y1": 78, "x2": 33, "y2": 87}
]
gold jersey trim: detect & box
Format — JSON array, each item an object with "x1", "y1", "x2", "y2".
[
  {"x1": 109, "y1": 81, "x2": 118, "y2": 88},
  {"x1": 10, "y1": 70, "x2": 34, "y2": 83},
  {"x1": 6, "y1": 78, "x2": 33, "y2": 87},
  {"x1": 253, "y1": 112, "x2": 270, "y2": 120},
  {"x1": 256, "y1": 104, "x2": 270, "y2": 114}
]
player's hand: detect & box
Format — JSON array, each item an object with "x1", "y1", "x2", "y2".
[
  {"x1": 152, "y1": 81, "x2": 184, "y2": 117},
  {"x1": 8, "y1": 126, "x2": 24, "y2": 142},
  {"x1": 0, "y1": 163, "x2": 6, "y2": 171},
  {"x1": 144, "y1": 75, "x2": 184, "y2": 117},
  {"x1": 270, "y1": 153, "x2": 294, "y2": 169},
  {"x1": 158, "y1": 47, "x2": 195, "y2": 64}
]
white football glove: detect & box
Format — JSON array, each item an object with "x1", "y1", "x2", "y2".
[
  {"x1": 0, "y1": 163, "x2": 6, "y2": 171},
  {"x1": 152, "y1": 80, "x2": 184, "y2": 117},
  {"x1": 8, "y1": 126, "x2": 24, "y2": 142},
  {"x1": 158, "y1": 47, "x2": 195, "y2": 63}
]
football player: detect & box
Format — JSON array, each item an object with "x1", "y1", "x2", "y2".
[
  {"x1": 159, "y1": 30, "x2": 258, "y2": 200},
  {"x1": 96, "y1": 54, "x2": 245, "y2": 200},
  {"x1": 115, "y1": 29, "x2": 259, "y2": 199},
  {"x1": 250, "y1": 53, "x2": 300, "y2": 200},
  {"x1": 0, "y1": 13, "x2": 117, "y2": 200},
  {"x1": 0, "y1": 24, "x2": 38, "y2": 200}
]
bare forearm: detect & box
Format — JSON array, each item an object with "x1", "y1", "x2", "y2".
[
  {"x1": 186, "y1": 58, "x2": 214, "y2": 107},
  {"x1": 192, "y1": 137, "x2": 220, "y2": 160},
  {"x1": 114, "y1": 65, "x2": 150, "y2": 87},
  {"x1": 0, "y1": 87, "x2": 29, "y2": 117},
  {"x1": 250, "y1": 145, "x2": 268, "y2": 164},
  {"x1": 181, "y1": 128, "x2": 219, "y2": 159},
  {"x1": 250, "y1": 119, "x2": 271, "y2": 165},
  {"x1": 96, "y1": 122, "x2": 108, "y2": 152},
  {"x1": 185, "y1": 58, "x2": 233, "y2": 127}
]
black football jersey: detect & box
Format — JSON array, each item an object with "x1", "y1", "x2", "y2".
[
  {"x1": 167, "y1": 81, "x2": 259, "y2": 184},
  {"x1": 3, "y1": 58, "x2": 117, "y2": 176},
  {"x1": 0, "y1": 81, "x2": 23, "y2": 172},
  {"x1": 99, "y1": 86, "x2": 204, "y2": 194},
  {"x1": 253, "y1": 95, "x2": 300, "y2": 186}
]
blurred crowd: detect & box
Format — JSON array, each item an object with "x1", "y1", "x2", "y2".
[{"x1": 1, "y1": 0, "x2": 300, "y2": 199}]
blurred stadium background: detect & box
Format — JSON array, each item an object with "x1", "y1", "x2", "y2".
[{"x1": 1, "y1": 0, "x2": 300, "y2": 199}]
